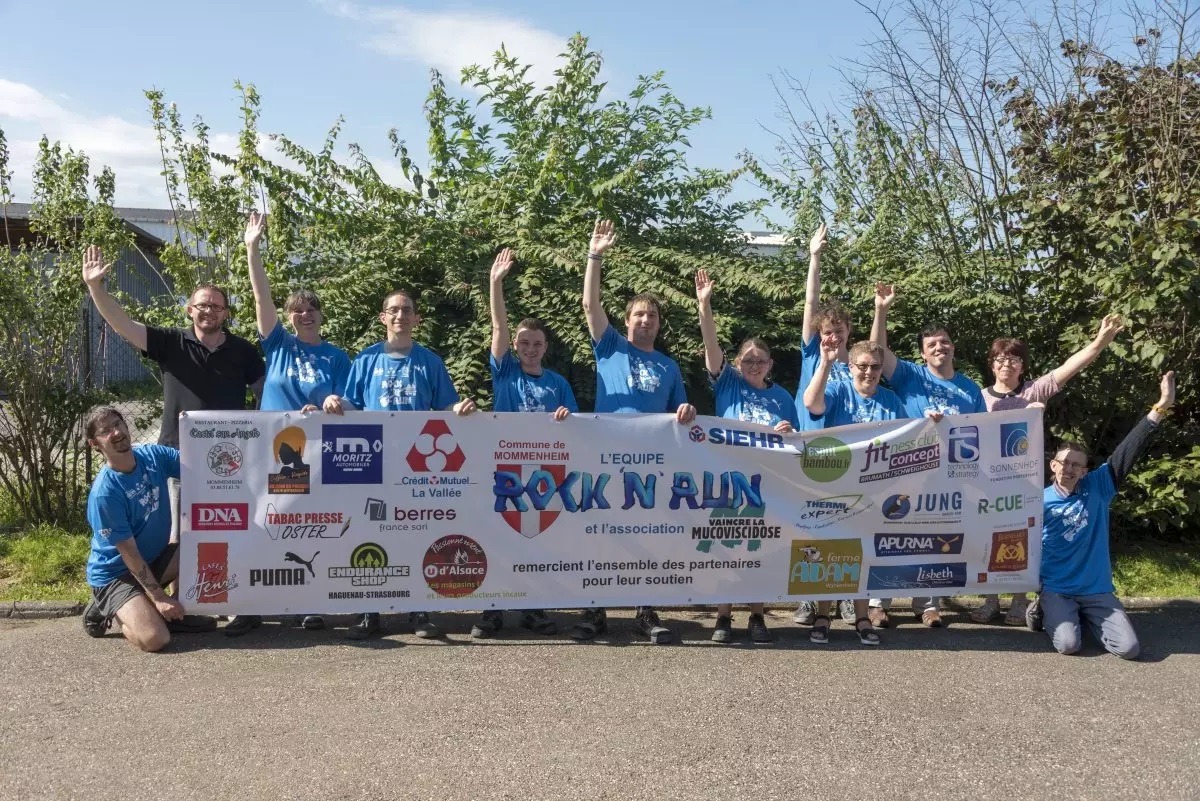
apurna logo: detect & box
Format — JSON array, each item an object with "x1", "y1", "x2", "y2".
[{"x1": 322, "y1": 424, "x2": 384, "y2": 484}]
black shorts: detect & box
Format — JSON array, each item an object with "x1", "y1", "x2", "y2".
[{"x1": 90, "y1": 543, "x2": 179, "y2": 623}]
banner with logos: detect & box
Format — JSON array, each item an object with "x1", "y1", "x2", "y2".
[{"x1": 177, "y1": 408, "x2": 1044, "y2": 614}]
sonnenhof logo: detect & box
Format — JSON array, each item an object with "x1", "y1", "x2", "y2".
[{"x1": 799, "y1": 437, "x2": 851, "y2": 482}]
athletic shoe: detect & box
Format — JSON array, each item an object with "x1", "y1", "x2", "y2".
[
  {"x1": 223, "y1": 615, "x2": 262, "y2": 637},
  {"x1": 568, "y1": 608, "x2": 608, "y2": 641},
  {"x1": 838, "y1": 600, "x2": 857, "y2": 623},
  {"x1": 747, "y1": 613, "x2": 773, "y2": 644},
  {"x1": 82, "y1": 599, "x2": 108, "y2": 638},
  {"x1": 411, "y1": 611, "x2": 441, "y2": 639},
  {"x1": 712, "y1": 615, "x2": 734, "y2": 644},
  {"x1": 1026, "y1": 596, "x2": 1044, "y2": 632},
  {"x1": 921, "y1": 608, "x2": 944, "y2": 628},
  {"x1": 867, "y1": 607, "x2": 890, "y2": 628},
  {"x1": 793, "y1": 601, "x2": 816, "y2": 625},
  {"x1": 471, "y1": 610, "x2": 504, "y2": 639},
  {"x1": 301, "y1": 615, "x2": 325, "y2": 630},
  {"x1": 970, "y1": 596, "x2": 1002, "y2": 624},
  {"x1": 519, "y1": 610, "x2": 558, "y2": 635},
  {"x1": 346, "y1": 612, "x2": 380, "y2": 640},
  {"x1": 633, "y1": 607, "x2": 673, "y2": 644}
]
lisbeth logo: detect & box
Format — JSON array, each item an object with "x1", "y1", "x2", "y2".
[
  {"x1": 187, "y1": 542, "x2": 238, "y2": 603},
  {"x1": 191, "y1": 503, "x2": 248, "y2": 531},
  {"x1": 406, "y1": 419, "x2": 466, "y2": 472},
  {"x1": 495, "y1": 463, "x2": 566, "y2": 538}
]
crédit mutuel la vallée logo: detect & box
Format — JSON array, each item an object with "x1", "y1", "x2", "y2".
[
  {"x1": 322, "y1": 423, "x2": 383, "y2": 485},
  {"x1": 268, "y1": 426, "x2": 311, "y2": 495},
  {"x1": 188, "y1": 542, "x2": 238, "y2": 604},
  {"x1": 398, "y1": 419, "x2": 473, "y2": 497},
  {"x1": 423, "y1": 534, "x2": 487, "y2": 598},
  {"x1": 190, "y1": 503, "x2": 248, "y2": 531}
]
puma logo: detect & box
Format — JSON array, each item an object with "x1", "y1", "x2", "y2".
[{"x1": 284, "y1": 551, "x2": 319, "y2": 577}]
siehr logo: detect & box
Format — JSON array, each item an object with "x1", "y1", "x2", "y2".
[
  {"x1": 688, "y1": 425, "x2": 706, "y2": 443},
  {"x1": 407, "y1": 419, "x2": 466, "y2": 472},
  {"x1": 191, "y1": 503, "x2": 248, "y2": 531},
  {"x1": 874, "y1": 533, "x2": 964, "y2": 557},
  {"x1": 698, "y1": 426, "x2": 785, "y2": 450},
  {"x1": 322, "y1": 424, "x2": 384, "y2": 484}
]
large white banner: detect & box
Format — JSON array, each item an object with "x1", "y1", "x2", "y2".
[{"x1": 177, "y1": 408, "x2": 1044, "y2": 614}]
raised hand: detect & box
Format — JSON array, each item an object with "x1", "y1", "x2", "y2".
[
  {"x1": 590, "y1": 219, "x2": 618, "y2": 255},
  {"x1": 819, "y1": 333, "x2": 840, "y2": 364},
  {"x1": 81, "y1": 245, "x2": 110, "y2": 287},
  {"x1": 1097, "y1": 313, "x2": 1124, "y2": 342},
  {"x1": 874, "y1": 282, "x2": 898, "y2": 309},
  {"x1": 491, "y1": 247, "x2": 515, "y2": 283},
  {"x1": 244, "y1": 211, "x2": 267, "y2": 249},
  {"x1": 695, "y1": 269, "x2": 715, "y2": 305},
  {"x1": 1159, "y1": 370, "x2": 1176, "y2": 408},
  {"x1": 809, "y1": 223, "x2": 828, "y2": 258}
]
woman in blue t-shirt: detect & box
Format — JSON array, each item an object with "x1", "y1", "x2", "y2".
[{"x1": 696, "y1": 269, "x2": 799, "y2": 645}]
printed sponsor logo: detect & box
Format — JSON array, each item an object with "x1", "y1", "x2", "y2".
[
  {"x1": 799, "y1": 437, "x2": 852, "y2": 482},
  {"x1": 263, "y1": 505, "x2": 351, "y2": 540},
  {"x1": 987, "y1": 528, "x2": 1029, "y2": 572},
  {"x1": 190, "y1": 425, "x2": 260, "y2": 441},
  {"x1": 191, "y1": 502, "x2": 248, "y2": 531},
  {"x1": 873, "y1": 533, "x2": 964, "y2": 557},
  {"x1": 987, "y1": 458, "x2": 1041, "y2": 481},
  {"x1": 365, "y1": 498, "x2": 387, "y2": 521},
  {"x1": 1001, "y1": 422, "x2": 1029, "y2": 458},
  {"x1": 328, "y1": 543, "x2": 410, "y2": 586},
  {"x1": 879, "y1": 492, "x2": 962, "y2": 524},
  {"x1": 423, "y1": 534, "x2": 487, "y2": 597},
  {"x1": 187, "y1": 541, "x2": 237, "y2": 603},
  {"x1": 860, "y1": 432, "x2": 941, "y2": 483},
  {"x1": 866, "y1": 562, "x2": 968, "y2": 591},
  {"x1": 688, "y1": 425, "x2": 706, "y2": 443},
  {"x1": 786, "y1": 538, "x2": 862, "y2": 594},
  {"x1": 693, "y1": 501, "x2": 779, "y2": 553},
  {"x1": 694, "y1": 426, "x2": 786, "y2": 450},
  {"x1": 946, "y1": 426, "x2": 980, "y2": 478},
  {"x1": 794, "y1": 494, "x2": 872, "y2": 530},
  {"x1": 322, "y1": 424, "x2": 384, "y2": 485},
  {"x1": 207, "y1": 443, "x2": 242, "y2": 478},
  {"x1": 496, "y1": 463, "x2": 565, "y2": 538},
  {"x1": 268, "y1": 426, "x2": 311, "y2": 495},
  {"x1": 250, "y1": 551, "x2": 319, "y2": 587},
  {"x1": 406, "y1": 420, "x2": 466, "y2": 473},
  {"x1": 977, "y1": 493, "x2": 1039, "y2": 515}
]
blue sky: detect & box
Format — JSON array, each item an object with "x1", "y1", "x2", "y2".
[{"x1": 0, "y1": 0, "x2": 874, "y2": 219}]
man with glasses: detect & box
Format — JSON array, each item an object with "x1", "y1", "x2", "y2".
[
  {"x1": 868, "y1": 283, "x2": 986, "y2": 627},
  {"x1": 1033, "y1": 372, "x2": 1175, "y2": 659},
  {"x1": 82, "y1": 245, "x2": 266, "y2": 544}
]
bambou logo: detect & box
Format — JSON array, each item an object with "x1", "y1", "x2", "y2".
[
  {"x1": 786, "y1": 538, "x2": 862, "y2": 593},
  {"x1": 191, "y1": 503, "x2": 248, "y2": 531},
  {"x1": 799, "y1": 437, "x2": 851, "y2": 482},
  {"x1": 1001, "y1": 423, "x2": 1029, "y2": 458}
]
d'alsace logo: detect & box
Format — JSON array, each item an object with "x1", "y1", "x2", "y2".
[
  {"x1": 873, "y1": 533, "x2": 964, "y2": 557},
  {"x1": 191, "y1": 503, "x2": 249, "y2": 531},
  {"x1": 859, "y1": 432, "x2": 941, "y2": 483},
  {"x1": 423, "y1": 534, "x2": 488, "y2": 597},
  {"x1": 866, "y1": 562, "x2": 967, "y2": 591},
  {"x1": 794, "y1": 494, "x2": 870, "y2": 530},
  {"x1": 268, "y1": 426, "x2": 311, "y2": 495},
  {"x1": 322, "y1": 424, "x2": 384, "y2": 485}
]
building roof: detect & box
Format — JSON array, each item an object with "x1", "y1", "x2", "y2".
[{"x1": 1, "y1": 202, "x2": 171, "y2": 249}]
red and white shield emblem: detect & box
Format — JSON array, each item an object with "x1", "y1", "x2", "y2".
[{"x1": 497, "y1": 463, "x2": 566, "y2": 538}]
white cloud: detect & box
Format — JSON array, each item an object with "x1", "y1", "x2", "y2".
[{"x1": 320, "y1": 1, "x2": 570, "y2": 90}]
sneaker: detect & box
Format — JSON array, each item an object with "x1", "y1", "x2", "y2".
[
  {"x1": 568, "y1": 608, "x2": 608, "y2": 641},
  {"x1": 1026, "y1": 596, "x2": 1044, "y2": 632},
  {"x1": 748, "y1": 613, "x2": 773, "y2": 644},
  {"x1": 346, "y1": 612, "x2": 380, "y2": 640},
  {"x1": 471, "y1": 610, "x2": 504, "y2": 639},
  {"x1": 1005, "y1": 596, "x2": 1030, "y2": 626},
  {"x1": 301, "y1": 615, "x2": 325, "y2": 630},
  {"x1": 838, "y1": 600, "x2": 857, "y2": 623},
  {"x1": 519, "y1": 610, "x2": 558, "y2": 635},
  {"x1": 867, "y1": 607, "x2": 890, "y2": 628},
  {"x1": 411, "y1": 611, "x2": 441, "y2": 639},
  {"x1": 855, "y1": 620, "x2": 881, "y2": 646},
  {"x1": 712, "y1": 615, "x2": 734, "y2": 644},
  {"x1": 82, "y1": 599, "x2": 109, "y2": 638},
  {"x1": 633, "y1": 607, "x2": 673, "y2": 644},
  {"x1": 970, "y1": 596, "x2": 1002, "y2": 624},
  {"x1": 223, "y1": 615, "x2": 262, "y2": 637},
  {"x1": 921, "y1": 608, "x2": 943, "y2": 628},
  {"x1": 166, "y1": 615, "x2": 218, "y2": 634},
  {"x1": 793, "y1": 601, "x2": 816, "y2": 625}
]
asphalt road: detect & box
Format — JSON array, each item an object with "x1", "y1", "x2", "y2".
[{"x1": 3, "y1": 603, "x2": 1199, "y2": 801}]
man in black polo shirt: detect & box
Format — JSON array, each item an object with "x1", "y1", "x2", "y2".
[{"x1": 82, "y1": 245, "x2": 265, "y2": 542}]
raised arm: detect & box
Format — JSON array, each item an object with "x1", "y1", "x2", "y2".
[
  {"x1": 82, "y1": 245, "x2": 148, "y2": 353},
  {"x1": 582, "y1": 219, "x2": 617, "y2": 342},
  {"x1": 801, "y1": 223, "x2": 828, "y2": 342},
  {"x1": 489, "y1": 248, "x2": 516, "y2": 361},
  {"x1": 1111, "y1": 371, "x2": 1176, "y2": 486},
  {"x1": 803, "y1": 335, "x2": 840, "y2": 416},
  {"x1": 1051, "y1": 314, "x2": 1124, "y2": 387},
  {"x1": 694, "y1": 269, "x2": 723, "y2": 376},
  {"x1": 244, "y1": 212, "x2": 278, "y2": 339},
  {"x1": 871, "y1": 282, "x2": 899, "y2": 379}
]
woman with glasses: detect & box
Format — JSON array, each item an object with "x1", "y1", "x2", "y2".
[
  {"x1": 803, "y1": 338, "x2": 906, "y2": 646},
  {"x1": 971, "y1": 314, "x2": 1124, "y2": 624},
  {"x1": 695, "y1": 269, "x2": 799, "y2": 644},
  {"x1": 223, "y1": 212, "x2": 353, "y2": 637}
]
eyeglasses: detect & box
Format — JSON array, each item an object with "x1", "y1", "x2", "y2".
[
  {"x1": 384, "y1": 306, "x2": 416, "y2": 317},
  {"x1": 993, "y1": 356, "x2": 1022, "y2": 366},
  {"x1": 289, "y1": 307, "x2": 318, "y2": 316},
  {"x1": 852, "y1": 363, "x2": 882, "y2": 373},
  {"x1": 1053, "y1": 458, "x2": 1087, "y2": 470},
  {"x1": 740, "y1": 359, "x2": 769, "y2": 367},
  {"x1": 191, "y1": 303, "x2": 226, "y2": 313}
]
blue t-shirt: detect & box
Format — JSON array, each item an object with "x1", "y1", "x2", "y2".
[
  {"x1": 593, "y1": 326, "x2": 687, "y2": 413},
  {"x1": 711, "y1": 363, "x2": 799, "y2": 428},
  {"x1": 811, "y1": 381, "x2": 906, "y2": 429},
  {"x1": 343, "y1": 341, "x2": 459, "y2": 412},
  {"x1": 86, "y1": 445, "x2": 179, "y2": 588},
  {"x1": 260, "y1": 322, "x2": 351, "y2": 411},
  {"x1": 794, "y1": 334, "x2": 852, "y2": 431},
  {"x1": 1041, "y1": 466, "x2": 1117, "y2": 596},
  {"x1": 889, "y1": 359, "x2": 986, "y2": 418},
  {"x1": 490, "y1": 351, "x2": 579, "y2": 413}
]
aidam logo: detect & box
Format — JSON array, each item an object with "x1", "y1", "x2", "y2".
[
  {"x1": 1001, "y1": 422, "x2": 1029, "y2": 458},
  {"x1": 946, "y1": 426, "x2": 980, "y2": 479},
  {"x1": 322, "y1": 424, "x2": 383, "y2": 485},
  {"x1": 859, "y1": 432, "x2": 941, "y2": 483},
  {"x1": 406, "y1": 419, "x2": 466, "y2": 472},
  {"x1": 866, "y1": 562, "x2": 967, "y2": 591},
  {"x1": 689, "y1": 425, "x2": 786, "y2": 450},
  {"x1": 786, "y1": 538, "x2": 863, "y2": 594},
  {"x1": 794, "y1": 494, "x2": 871, "y2": 530},
  {"x1": 873, "y1": 533, "x2": 964, "y2": 557},
  {"x1": 879, "y1": 492, "x2": 963, "y2": 524},
  {"x1": 191, "y1": 503, "x2": 249, "y2": 531},
  {"x1": 495, "y1": 463, "x2": 566, "y2": 538}
]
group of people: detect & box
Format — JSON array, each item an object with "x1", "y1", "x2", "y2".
[{"x1": 78, "y1": 218, "x2": 1176, "y2": 660}]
